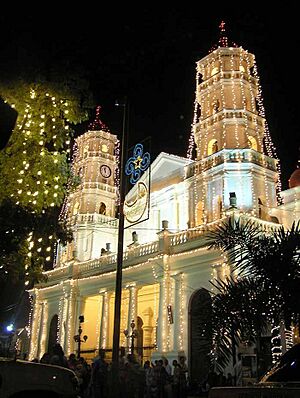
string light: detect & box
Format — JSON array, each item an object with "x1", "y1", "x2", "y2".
[
  {"x1": 178, "y1": 273, "x2": 185, "y2": 351},
  {"x1": 252, "y1": 60, "x2": 282, "y2": 203},
  {"x1": 27, "y1": 24, "x2": 296, "y2": 367},
  {"x1": 29, "y1": 289, "x2": 42, "y2": 360},
  {"x1": 58, "y1": 108, "x2": 119, "y2": 264},
  {"x1": 66, "y1": 282, "x2": 75, "y2": 355},
  {"x1": 101, "y1": 291, "x2": 110, "y2": 349},
  {"x1": 39, "y1": 301, "x2": 48, "y2": 357}
]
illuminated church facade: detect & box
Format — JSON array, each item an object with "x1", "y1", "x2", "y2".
[{"x1": 28, "y1": 29, "x2": 300, "y2": 384}]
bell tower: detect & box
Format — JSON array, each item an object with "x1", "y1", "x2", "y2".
[
  {"x1": 59, "y1": 107, "x2": 119, "y2": 263},
  {"x1": 189, "y1": 22, "x2": 278, "y2": 224}
]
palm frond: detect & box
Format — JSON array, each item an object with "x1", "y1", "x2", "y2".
[{"x1": 210, "y1": 276, "x2": 279, "y2": 371}]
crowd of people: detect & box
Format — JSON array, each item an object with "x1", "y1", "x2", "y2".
[
  {"x1": 33, "y1": 343, "x2": 238, "y2": 397},
  {"x1": 33, "y1": 343, "x2": 191, "y2": 398}
]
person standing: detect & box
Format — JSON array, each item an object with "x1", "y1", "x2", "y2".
[
  {"x1": 50, "y1": 343, "x2": 69, "y2": 368},
  {"x1": 172, "y1": 360, "x2": 181, "y2": 398},
  {"x1": 144, "y1": 360, "x2": 153, "y2": 398},
  {"x1": 178, "y1": 356, "x2": 188, "y2": 398},
  {"x1": 162, "y1": 358, "x2": 172, "y2": 397},
  {"x1": 91, "y1": 349, "x2": 108, "y2": 398}
]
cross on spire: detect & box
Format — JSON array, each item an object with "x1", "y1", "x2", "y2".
[
  {"x1": 88, "y1": 106, "x2": 109, "y2": 131},
  {"x1": 218, "y1": 20, "x2": 228, "y2": 47},
  {"x1": 209, "y1": 20, "x2": 238, "y2": 53}
]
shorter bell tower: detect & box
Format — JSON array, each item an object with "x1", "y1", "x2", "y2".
[{"x1": 59, "y1": 107, "x2": 119, "y2": 264}]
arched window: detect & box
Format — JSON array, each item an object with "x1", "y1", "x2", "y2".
[
  {"x1": 208, "y1": 139, "x2": 218, "y2": 155},
  {"x1": 99, "y1": 202, "x2": 106, "y2": 215},
  {"x1": 78, "y1": 167, "x2": 84, "y2": 178},
  {"x1": 212, "y1": 99, "x2": 220, "y2": 114},
  {"x1": 83, "y1": 144, "x2": 89, "y2": 158},
  {"x1": 248, "y1": 136, "x2": 257, "y2": 151},
  {"x1": 101, "y1": 144, "x2": 108, "y2": 153},
  {"x1": 211, "y1": 66, "x2": 219, "y2": 76},
  {"x1": 73, "y1": 202, "x2": 80, "y2": 216}
]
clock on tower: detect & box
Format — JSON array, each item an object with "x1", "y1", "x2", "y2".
[{"x1": 100, "y1": 164, "x2": 112, "y2": 178}]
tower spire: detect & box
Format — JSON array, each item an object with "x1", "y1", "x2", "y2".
[
  {"x1": 88, "y1": 105, "x2": 110, "y2": 131},
  {"x1": 209, "y1": 20, "x2": 238, "y2": 52},
  {"x1": 218, "y1": 20, "x2": 228, "y2": 48}
]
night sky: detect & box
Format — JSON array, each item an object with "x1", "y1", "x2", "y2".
[{"x1": 0, "y1": 5, "x2": 299, "y2": 190}]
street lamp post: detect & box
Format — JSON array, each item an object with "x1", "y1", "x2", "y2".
[
  {"x1": 112, "y1": 98, "x2": 129, "y2": 367},
  {"x1": 123, "y1": 319, "x2": 138, "y2": 355},
  {"x1": 73, "y1": 315, "x2": 88, "y2": 359}
]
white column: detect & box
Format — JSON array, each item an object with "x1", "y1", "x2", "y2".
[
  {"x1": 65, "y1": 283, "x2": 77, "y2": 356},
  {"x1": 29, "y1": 291, "x2": 43, "y2": 360},
  {"x1": 58, "y1": 297, "x2": 64, "y2": 345},
  {"x1": 73, "y1": 294, "x2": 85, "y2": 354},
  {"x1": 59, "y1": 285, "x2": 70, "y2": 351},
  {"x1": 95, "y1": 294, "x2": 102, "y2": 351},
  {"x1": 126, "y1": 285, "x2": 138, "y2": 352},
  {"x1": 127, "y1": 285, "x2": 137, "y2": 330},
  {"x1": 38, "y1": 301, "x2": 48, "y2": 358},
  {"x1": 173, "y1": 273, "x2": 184, "y2": 353},
  {"x1": 99, "y1": 291, "x2": 110, "y2": 349},
  {"x1": 156, "y1": 277, "x2": 165, "y2": 353},
  {"x1": 156, "y1": 263, "x2": 172, "y2": 354}
]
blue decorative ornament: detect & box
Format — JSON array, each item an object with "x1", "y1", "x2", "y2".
[{"x1": 125, "y1": 143, "x2": 150, "y2": 184}]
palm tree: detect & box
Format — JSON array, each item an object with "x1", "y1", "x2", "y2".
[
  {"x1": 210, "y1": 276, "x2": 274, "y2": 380},
  {"x1": 207, "y1": 217, "x2": 300, "y2": 376},
  {"x1": 209, "y1": 217, "x2": 300, "y2": 325}
]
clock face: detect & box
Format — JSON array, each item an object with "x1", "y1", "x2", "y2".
[{"x1": 100, "y1": 164, "x2": 112, "y2": 178}]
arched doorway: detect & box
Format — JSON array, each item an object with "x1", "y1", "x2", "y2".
[
  {"x1": 47, "y1": 314, "x2": 58, "y2": 354},
  {"x1": 189, "y1": 289, "x2": 212, "y2": 389}
]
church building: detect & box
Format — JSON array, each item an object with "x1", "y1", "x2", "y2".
[{"x1": 28, "y1": 25, "x2": 300, "y2": 385}]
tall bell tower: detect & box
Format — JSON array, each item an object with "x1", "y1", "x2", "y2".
[
  {"x1": 188, "y1": 22, "x2": 279, "y2": 225},
  {"x1": 59, "y1": 107, "x2": 119, "y2": 264}
]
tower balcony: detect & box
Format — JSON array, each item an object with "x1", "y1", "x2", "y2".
[
  {"x1": 198, "y1": 71, "x2": 257, "y2": 91},
  {"x1": 196, "y1": 109, "x2": 264, "y2": 130},
  {"x1": 80, "y1": 181, "x2": 117, "y2": 194},
  {"x1": 185, "y1": 148, "x2": 277, "y2": 178},
  {"x1": 69, "y1": 213, "x2": 118, "y2": 228},
  {"x1": 77, "y1": 151, "x2": 116, "y2": 162}
]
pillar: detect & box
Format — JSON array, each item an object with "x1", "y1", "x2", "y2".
[
  {"x1": 173, "y1": 273, "x2": 185, "y2": 353},
  {"x1": 38, "y1": 301, "x2": 48, "y2": 358},
  {"x1": 127, "y1": 285, "x2": 137, "y2": 331},
  {"x1": 29, "y1": 290, "x2": 42, "y2": 360},
  {"x1": 65, "y1": 283, "x2": 78, "y2": 355},
  {"x1": 126, "y1": 284, "x2": 138, "y2": 352},
  {"x1": 59, "y1": 284, "x2": 70, "y2": 351},
  {"x1": 142, "y1": 307, "x2": 154, "y2": 360},
  {"x1": 156, "y1": 255, "x2": 172, "y2": 354},
  {"x1": 99, "y1": 291, "x2": 111, "y2": 349}
]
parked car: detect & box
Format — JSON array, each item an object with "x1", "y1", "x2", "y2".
[
  {"x1": 209, "y1": 344, "x2": 300, "y2": 397},
  {"x1": 0, "y1": 357, "x2": 80, "y2": 397}
]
